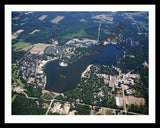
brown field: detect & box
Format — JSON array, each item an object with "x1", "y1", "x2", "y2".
[
  {"x1": 29, "y1": 29, "x2": 40, "y2": 34},
  {"x1": 50, "y1": 16, "x2": 64, "y2": 24},
  {"x1": 30, "y1": 43, "x2": 53, "y2": 55},
  {"x1": 38, "y1": 15, "x2": 48, "y2": 20},
  {"x1": 90, "y1": 107, "x2": 115, "y2": 115},
  {"x1": 12, "y1": 29, "x2": 24, "y2": 39},
  {"x1": 126, "y1": 96, "x2": 145, "y2": 105}
]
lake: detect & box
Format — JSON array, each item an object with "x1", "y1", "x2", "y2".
[{"x1": 44, "y1": 44, "x2": 124, "y2": 93}]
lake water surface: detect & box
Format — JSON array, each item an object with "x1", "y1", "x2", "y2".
[{"x1": 44, "y1": 44, "x2": 123, "y2": 93}]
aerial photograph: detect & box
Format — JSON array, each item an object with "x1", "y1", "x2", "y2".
[{"x1": 11, "y1": 10, "x2": 149, "y2": 116}]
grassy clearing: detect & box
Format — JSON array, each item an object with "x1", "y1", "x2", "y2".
[
  {"x1": 21, "y1": 44, "x2": 33, "y2": 51},
  {"x1": 63, "y1": 29, "x2": 90, "y2": 40},
  {"x1": 12, "y1": 65, "x2": 25, "y2": 88},
  {"x1": 12, "y1": 41, "x2": 31, "y2": 51},
  {"x1": 40, "y1": 92, "x2": 56, "y2": 100},
  {"x1": 12, "y1": 95, "x2": 17, "y2": 103}
]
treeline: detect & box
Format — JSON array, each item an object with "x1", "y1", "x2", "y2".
[
  {"x1": 74, "y1": 104, "x2": 91, "y2": 115},
  {"x1": 96, "y1": 65, "x2": 119, "y2": 76},
  {"x1": 12, "y1": 50, "x2": 26, "y2": 63},
  {"x1": 12, "y1": 93, "x2": 47, "y2": 115},
  {"x1": 127, "y1": 104, "x2": 148, "y2": 115},
  {"x1": 25, "y1": 85, "x2": 42, "y2": 98}
]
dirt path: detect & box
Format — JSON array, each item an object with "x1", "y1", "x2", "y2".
[{"x1": 21, "y1": 91, "x2": 38, "y2": 100}]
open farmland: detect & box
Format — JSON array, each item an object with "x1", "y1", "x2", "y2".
[
  {"x1": 30, "y1": 29, "x2": 40, "y2": 34},
  {"x1": 21, "y1": 45, "x2": 33, "y2": 51},
  {"x1": 30, "y1": 43, "x2": 53, "y2": 55},
  {"x1": 12, "y1": 29, "x2": 24, "y2": 39},
  {"x1": 38, "y1": 15, "x2": 48, "y2": 20},
  {"x1": 12, "y1": 41, "x2": 31, "y2": 51},
  {"x1": 12, "y1": 65, "x2": 25, "y2": 88},
  {"x1": 50, "y1": 16, "x2": 64, "y2": 24}
]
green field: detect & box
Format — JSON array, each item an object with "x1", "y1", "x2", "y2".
[
  {"x1": 12, "y1": 65, "x2": 25, "y2": 88},
  {"x1": 12, "y1": 41, "x2": 31, "y2": 51},
  {"x1": 62, "y1": 29, "x2": 92, "y2": 40},
  {"x1": 12, "y1": 95, "x2": 17, "y2": 103}
]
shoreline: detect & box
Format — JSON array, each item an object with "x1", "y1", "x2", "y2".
[
  {"x1": 38, "y1": 57, "x2": 58, "y2": 89},
  {"x1": 81, "y1": 64, "x2": 92, "y2": 78},
  {"x1": 65, "y1": 38, "x2": 97, "y2": 45},
  {"x1": 43, "y1": 74, "x2": 47, "y2": 89},
  {"x1": 59, "y1": 61, "x2": 68, "y2": 67},
  {"x1": 103, "y1": 41, "x2": 117, "y2": 45}
]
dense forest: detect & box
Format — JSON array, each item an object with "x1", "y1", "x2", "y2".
[{"x1": 12, "y1": 93, "x2": 47, "y2": 115}]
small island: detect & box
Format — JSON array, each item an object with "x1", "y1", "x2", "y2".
[{"x1": 59, "y1": 61, "x2": 68, "y2": 67}]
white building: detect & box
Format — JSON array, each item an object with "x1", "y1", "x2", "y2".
[{"x1": 116, "y1": 97, "x2": 123, "y2": 107}]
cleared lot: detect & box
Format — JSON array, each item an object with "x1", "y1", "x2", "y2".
[
  {"x1": 12, "y1": 29, "x2": 24, "y2": 39},
  {"x1": 50, "y1": 16, "x2": 64, "y2": 23},
  {"x1": 12, "y1": 41, "x2": 31, "y2": 51},
  {"x1": 38, "y1": 15, "x2": 48, "y2": 20},
  {"x1": 126, "y1": 96, "x2": 145, "y2": 105},
  {"x1": 30, "y1": 43, "x2": 53, "y2": 55},
  {"x1": 30, "y1": 29, "x2": 40, "y2": 34}
]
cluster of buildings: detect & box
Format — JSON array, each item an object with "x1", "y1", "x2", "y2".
[
  {"x1": 82, "y1": 64, "x2": 144, "y2": 109},
  {"x1": 50, "y1": 102, "x2": 71, "y2": 115},
  {"x1": 65, "y1": 38, "x2": 97, "y2": 48},
  {"x1": 81, "y1": 64, "x2": 140, "y2": 96},
  {"x1": 95, "y1": 71, "x2": 142, "y2": 109},
  {"x1": 109, "y1": 72, "x2": 135, "y2": 92},
  {"x1": 96, "y1": 67, "x2": 139, "y2": 95},
  {"x1": 20, "y1": 54, "x2": 40, "y2": 80},
  {"x1": 44, "y1": 45, "x2": 75, "y2": 61},
  {"x1": 19, "y1": 53, "x2": 50, "y2": 88}
]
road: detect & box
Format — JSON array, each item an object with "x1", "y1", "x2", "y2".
[
  {"x1": 126, "y1": 13, "x2": 142, "y2": 33},
  {"x1": 19, "y1": 89, "x2": 140, "y2": 115},
  {"x1": 13, "y1": 86, "x2": 38, "y2": 100},
  {"x1": 18, "y1": 87, "x2": 127, "y2": 115},
  {"x1": 16, "y1": 50, "x2": 30, "y2": 64},
  {"x1": 122, "y1": 84, "x2": 127, "y2": 113},
  {"x1": 16, "y1": 89, "x2": 118, "y2": 115},
  {"x1": 13, "y1": 85, "x2": 140, "y2": 115},
  {"x1": 45, "y1": 99, "x2": 54, "y2": 115},
  {"x1": 127, "y1": 111, "x2": 144, "y2": 115},
  {"x1": 97, "y1": 22, "x2": 101, "y2": 43},
  {"x1": 21, "y1": 91, "x2": 38, "y2": 100}
]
